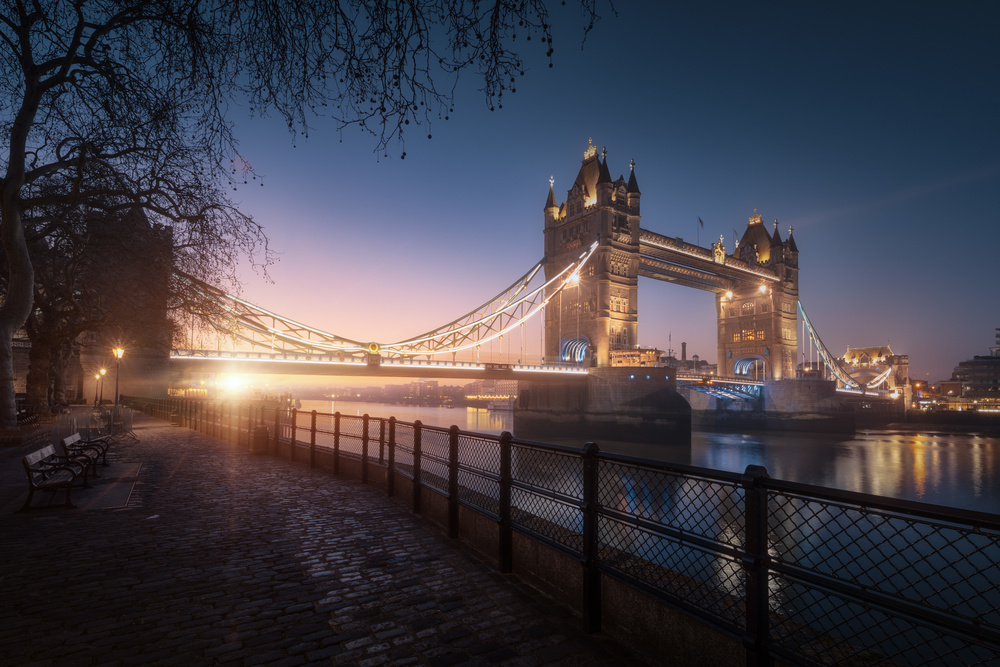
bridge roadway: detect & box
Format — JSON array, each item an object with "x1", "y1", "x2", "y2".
[
  {"x1": 171, "y1": 349, "x2": 592, "y2": 382},
  {"x1": 0, "y1": 412, "x2": 651, "y2": 665}
]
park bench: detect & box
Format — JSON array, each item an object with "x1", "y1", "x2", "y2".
[
  {"x1": 58, "y1": 435, "x2": 103, "y2": 481},
  {"x1": 20, "y1": 445, "x2": 84, "y2": 511},
  {"x1": 64, "y1": 431, "x2": 111, "y2": 467}
]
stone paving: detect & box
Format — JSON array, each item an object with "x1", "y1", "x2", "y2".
[{"x1": 0, "y1": 413, "x2": 655, "y2": 666}]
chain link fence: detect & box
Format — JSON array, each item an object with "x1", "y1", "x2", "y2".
[{"x1": 127, "y1": 396, "x2": 1000, "y2": 666}]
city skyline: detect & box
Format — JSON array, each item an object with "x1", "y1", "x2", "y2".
[{"x1": 222, "y1": 3, "x2": 998, "y2": 384}]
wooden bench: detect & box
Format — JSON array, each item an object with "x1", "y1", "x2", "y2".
[
  {"x1": 57, "y1": 437, "x2": 101, "y2": 482},
  {"x1": 64, "y1": 432, "x2": 110, "y2": 467},
  {"x1": 20, "y1": 445, "x2": 84, "y2": 512}
]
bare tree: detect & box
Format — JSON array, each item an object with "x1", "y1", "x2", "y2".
[
  {"x1": 0, "y1": 0, "x2": 610, "y2": 428},
  {"x1": 15, "y1": 200, "x2": 173, "y2": 408}
]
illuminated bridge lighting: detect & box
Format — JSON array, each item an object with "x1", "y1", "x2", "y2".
[
  {"x1": 173, "y1": 240, "x2": 600, "y2": 362},
  {"x1": 170, "y1": 351, "x2": 589, "y2": 375}
]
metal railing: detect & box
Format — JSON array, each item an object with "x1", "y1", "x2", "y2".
[{"x1": 126, "y1": 396, "x2": 1000, "y2": 666}]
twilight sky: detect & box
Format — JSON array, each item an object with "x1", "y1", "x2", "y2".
[{"x1": 223, "y1": 2, "x2": 999, "y2": 385}]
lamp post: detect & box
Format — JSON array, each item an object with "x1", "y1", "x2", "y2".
[
  {"x1": 99, "y1": 368, "x2": 106, "y2": 404},
  {"x1": 113, "y1": 348, "x2": 124, "y2": 405},
  {"x1": 94, "y1": 374, "x2": 101, "y2": 406}
]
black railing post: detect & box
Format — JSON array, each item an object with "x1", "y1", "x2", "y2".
[
  {"x1": 310, "y1": 410, "x2": 318, "y2": 468},
  {"x1": 387, "y1": 417, "x2": 396, "y2": 497},
  {"x1": 273, "y1": 407, "x2": 281, "y2": 455},
  {"x1": 412, "y1": 420, "x2": 422, "y2": 514},
  {"x1": 289, "y1": 409, "x2": 297, "y2": 461},
  {"x1": 498, "y1": 431, "x2": 513, "y2": 573},
  {"x1": 741, "y1": 464, "x2": 772, "y2": 667},
  {"x1": 378, "y1": 418, "x2": 385, "y2": 465},
  {"x1": 362, "y1": 414, "x2": 370, "y2": 484},
  {"x1": 333, "y1": 412, "x2": 341, "y2": 475},
  {"x1": 582, "y1": 441, "x2": 602, "y2": 634},
  {"x1": 447, "y1": 425, "x2": 459, "y2": 539}
]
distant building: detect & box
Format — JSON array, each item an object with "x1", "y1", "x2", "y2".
[
  {"x1": 840, "y1": 344, "x2": 909, "y2": 393},
  {"x1": 610, "y1": 347, "x2": 663, "y2": 367},
  {"x1": 948, "y1": 328, "x2": 1000, "y2": 411},
  {"x1": 463, "y1": 379, "x2": 518, "y2": 401},
  {"x1": 660, "y1": 343, "x2": 717, "y2": 375}
]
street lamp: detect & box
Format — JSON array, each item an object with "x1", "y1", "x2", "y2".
[
  {"x1": 94, "y1": 374, "x2": 101, "y2": 406},
  {"x1": 113, "y1": 348, "x2": 125, "y2": 405},
  {"x1": 99, "y1": 368, "x2": 107, "y2": 404}
]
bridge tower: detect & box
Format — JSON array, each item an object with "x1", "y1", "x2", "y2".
[
  {"x1": 543, "y1": 141, "x2": 641, "y2": 366},
  {"x1": 716, "y1": 211, "x2": 799, "y2": 381}
]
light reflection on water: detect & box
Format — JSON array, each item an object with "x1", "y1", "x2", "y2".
[{"x1": 297, "y1": 400, "x2": 999, "y2": 515}]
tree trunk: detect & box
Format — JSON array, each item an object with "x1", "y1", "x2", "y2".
[
  {"x1": 25, "y1": 335, "x2": 53, "y2": 409},
  {"x1": 52, "y1": 341, "x2": 75, "y2": 405},
  {"x1": 0, "y1": 325, "x2": 16, "y2": 430},
  {"x1": 0, "y1": 202, "x2": 36, "y2": 429}
]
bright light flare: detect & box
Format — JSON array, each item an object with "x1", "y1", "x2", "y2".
[{"x1": 220, "y1": 375, "x2": 248, "y2": 393}]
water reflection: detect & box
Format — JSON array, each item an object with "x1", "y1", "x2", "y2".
[
  {"x1": 297, "y1": 400, "x2": 999, "y2": 514},
  {"x1": 299, "y1": 400, "x2": 512, "y2": 435},
  {"x1": 599, "y1": 430, "x2": 999, "y2": 515}
]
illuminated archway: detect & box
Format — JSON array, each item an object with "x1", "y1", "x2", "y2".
[
  {"x1": 561, "y1": 337, "x2": 591, "y2": 363},
  {"x1": 733, "y1": 355, "x2": 767, "y2": 381}
]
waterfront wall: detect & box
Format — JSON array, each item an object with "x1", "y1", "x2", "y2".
[
  {"x1": 688, "y1": 379, "x2": 857, "y2": 433},
  {"x1": 514, "y1": 367, "x2": 691, "y2": 444}
]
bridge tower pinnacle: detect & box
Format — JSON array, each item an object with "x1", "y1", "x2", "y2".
[{"x1": 543, "y1": 142, "x2": 641, "y2": 366}]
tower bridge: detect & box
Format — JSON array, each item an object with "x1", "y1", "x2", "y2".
[
  {"x1": 169, "y1": 140, "x2": 903, "y2": 436},
  {"x1": 541, "y1": 139, "x2": 799, "y2": 382}
]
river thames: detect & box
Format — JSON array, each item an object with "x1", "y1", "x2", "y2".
[{"x1": 300, "y1": 399, "x2": 999, "y2": 515}]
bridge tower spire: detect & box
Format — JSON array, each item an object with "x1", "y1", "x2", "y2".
[{"x1": 543, "y1": 141, "x2": 641, "y2": 366}]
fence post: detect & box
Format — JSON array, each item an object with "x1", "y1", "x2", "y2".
[
  {"x1": 741, "y1": 465, "x2": 772, "y2": 667},
  {"x1": 289, "y1": 409, "x2": 297, "y2": 461},
  {"x1": 447, "y1": 425, "x2": 459, "y2": 539},
  {"x1": 582, "y1": 441, "x2": 601, "y2": 634},
  {"x1": 412, "y1": 420, "x2": 422, "y2": 514},
  {"x1": 387, "y1": 417, "x2": 396, "y2": 497},
  {"x1": 333, "y1": 412, "x2": 341, "y2": 475},
  {"x1": 273, "y1": 407, "x2": 281, "y2": 456},
  {"x1": 310, "y1": 410, "x2": 318, "y2": 468},
  {"x1": 498, "y1": 431, "x2": 513, "y2": 573},
  {"x1": 362, "y1": 414, "x2": 370, "y2": 485},
  {"x1": 378, "y1": 418, "x2": 385, "y2": 465}
]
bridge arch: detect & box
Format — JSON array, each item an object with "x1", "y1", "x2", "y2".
[
  {"x1": 560, "y1": 337, "x2": 591, "y2": 363},
  {"x1": 733, "y1": 355, "x2": 768, "y2": 382}
]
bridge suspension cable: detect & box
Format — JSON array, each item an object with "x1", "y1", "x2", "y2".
[
  {"x1": 175, "y1": 240, "x2": 600, "y2": 360},
  {"x1": 797, "y1": 301, "x2": 858, "y2": 389}
]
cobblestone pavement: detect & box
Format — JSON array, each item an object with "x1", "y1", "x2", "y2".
[{"x1": 0, "y1": 414, "x2": 654, "y2": 666}]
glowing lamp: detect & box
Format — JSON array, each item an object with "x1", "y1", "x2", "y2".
[{"x1": 112, "y1": 348, "x2": 124, "y2": 405}]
